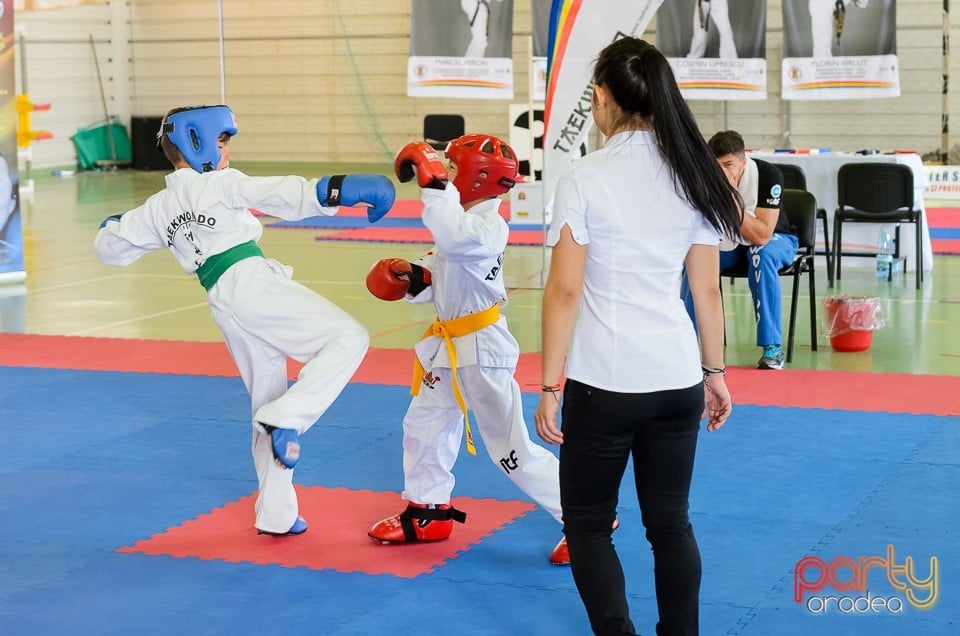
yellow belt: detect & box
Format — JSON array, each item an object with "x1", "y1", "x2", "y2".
[{"x1": 411, "y1": 304, "x2": 501, "y2": 456}]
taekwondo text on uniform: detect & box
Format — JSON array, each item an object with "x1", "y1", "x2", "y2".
[{"x1": 166, "y1": 212, "x2": 216, "y2": 247}]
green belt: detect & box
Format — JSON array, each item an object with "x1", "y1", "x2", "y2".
[{"x1": 196, "y1": 241, "x2": 264, "y2": 291}]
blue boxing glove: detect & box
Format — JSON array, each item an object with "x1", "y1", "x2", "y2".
[
  {"x1": 99, "y1": 213, "x2": 123, "y2": 229},
  {"x1": 317, "y1": 174, "x2": 397, "y2": 223}
]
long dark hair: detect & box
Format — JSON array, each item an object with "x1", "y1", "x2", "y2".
[{"x1": 593, "y1": 37, "x2": 741, "y2": 239}]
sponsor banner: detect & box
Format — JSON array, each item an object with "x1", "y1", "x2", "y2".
[
  {"x1": 531, "y1": 0, "x2": 549, "y2": 99},
  {"x1": 782, "y1": 54, "x2": 899, "y2": 100},
  {"x1": 923, "y1": 165, "x2": 960, "y2": 199},
  {"x1": 782, "y1": 0, "x2": 899, "y2": 100},
  {"x1": 657, "y1": 0, "x2": 768, "y2": 100},
  {"x1": 668, "y1": 57, "x2": 767, "y2": 100},
  {"x1": 407, "y1": 0, "x2": 514, "y2": 100},
  {"x1": 407, "y1": 56, "x2": 513, "y2": 100}
]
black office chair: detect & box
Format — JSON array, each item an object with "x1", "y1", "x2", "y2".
[
  {"x1": 423, "y1": 114, "x2": 465, "y2": 151},
  {"x1": 721, "y1": 189, "x2": 818, "y2": 363},
  {"x1": 832, "y1": 163, "x2": 923, "y2": 290},
  {"x1": 771, "y1": 162, "x2": 833, "y2": 286}
]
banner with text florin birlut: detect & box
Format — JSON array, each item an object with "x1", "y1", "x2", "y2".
[
  {"x1": 657, "y1": 0, "x2": 768, "y2": 100},
  {"x1": 0, "y1": 0, "x2": 23, "y2": 285},
  {"x1": 407, "y1": 0, "x2": 515, "y2": 100},
  {"x1": 541, "y1": 0, "x2": 662, "y2": 206},
  {"x1": 782, "y1": 0, "x2": 899, "y2": 100}
]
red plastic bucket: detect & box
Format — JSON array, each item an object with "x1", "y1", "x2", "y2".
[
  {"x1": 829, "y1": 329, "x2": 873, "y2": 352},
  {"x1": 823, "y1": 296, "x2": 879, "y2": 352}
]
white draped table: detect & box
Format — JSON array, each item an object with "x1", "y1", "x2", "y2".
[{"x1": 749, "y1": 152, "x2": 933, "y2": 273}]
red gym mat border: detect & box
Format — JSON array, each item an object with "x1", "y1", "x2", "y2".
[{"x1": 0, "y1": 333, "x2": 958, "y2": 416}]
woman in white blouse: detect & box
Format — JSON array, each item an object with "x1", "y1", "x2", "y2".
[{"x1": 534, "y1": 37, "x2": 739, "y2": 636}]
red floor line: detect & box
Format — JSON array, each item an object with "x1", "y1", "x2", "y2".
[{"x1": 1, "y1": 333, "x2": 958, "y2": 416}]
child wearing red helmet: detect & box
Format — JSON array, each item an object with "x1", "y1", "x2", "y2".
[{"x1": 364, "y1": 134, "x2": 570, "y2": 564}]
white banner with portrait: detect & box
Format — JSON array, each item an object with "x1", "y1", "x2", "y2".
[
  {"x1": 657, "y1": 0, "x2": 768, "y2": 100},
  {"x1": 530, "y1": 0, "x2": 551, "y2": 100},
  {"x1": 542, "y1": 0, "x2": 662, "y2": 205},
  {"x1": 782, "y1": 0, "x2": 900, "y2": 100},
  {"x1": 407, "y1": 0, "x2": 515, "y2": 99}
]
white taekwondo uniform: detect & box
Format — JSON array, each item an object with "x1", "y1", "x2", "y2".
[
  {"x1": 398, "y1": 183, "x2": 561, "y2": 523},
  {"x1": 94, "y1": 167, "x2": 369, "y2": 534}
]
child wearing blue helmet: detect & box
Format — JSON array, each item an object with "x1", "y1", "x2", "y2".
[{"x1": 94, "y1": 105, "x2": 396, "y2": 536}]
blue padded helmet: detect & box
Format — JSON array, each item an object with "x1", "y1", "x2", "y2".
[{"x1": 158, "y1": 105, "x2": 237, "y2": 173}]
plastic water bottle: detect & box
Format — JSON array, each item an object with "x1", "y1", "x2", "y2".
[{"x1": 875, "y1": 226, "x2": 894, "y2": 280}]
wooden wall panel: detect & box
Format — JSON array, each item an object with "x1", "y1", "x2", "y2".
[{"x1": 15, "y1": 0, "x2": 960, "y2": 169}]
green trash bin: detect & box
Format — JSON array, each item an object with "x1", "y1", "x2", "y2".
[{"x1": 71, "y1": 119, "x2": 132, "y2": 169}]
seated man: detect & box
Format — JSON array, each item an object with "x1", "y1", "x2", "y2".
[{"x1": 681, "y1": 130, "x2": 799, "y2": 370}]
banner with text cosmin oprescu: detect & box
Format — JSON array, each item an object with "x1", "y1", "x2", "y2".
[
  {"x1": 782, "y1": 0, "x2": 899, "y2": 100},
  {"x1": 407, "y1": 0, "x2": 515, "y2": 100},
  {"x1": 541, "y1": 0, "x2": 662, "y2": 206},
  {"x1": 656, "y1": 0, "x2": 768, "y2": 100},
  {"x1": 0, "y1": 0, "x2": 23, "y2": 285}
]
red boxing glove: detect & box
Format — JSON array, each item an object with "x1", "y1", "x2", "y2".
[
  {"x1": 394, "y1": 142, "x2": 449, "y2": 190},
  {"x1": 366, "y1": 258, "x2": 411, "y2": 301},
  {"x1": 365, "y1": 258, "x2": 433, "y2": 301}
]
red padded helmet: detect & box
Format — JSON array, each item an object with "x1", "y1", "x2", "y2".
[{"x1": 445, "y1": 134, "x2": 519, "y2": 205}]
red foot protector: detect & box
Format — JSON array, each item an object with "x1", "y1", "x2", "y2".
[{"x1": 117, "y1": 486, "x2": 535, "y2": 578}]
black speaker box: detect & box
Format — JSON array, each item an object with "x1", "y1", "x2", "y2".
[{"x1": 131, "y1": 116, "x2": 170, "y2": 171}]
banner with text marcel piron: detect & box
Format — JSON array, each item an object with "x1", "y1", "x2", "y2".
[{"x1": 407, "y1": 0, "x2": 515, "y2": 100}]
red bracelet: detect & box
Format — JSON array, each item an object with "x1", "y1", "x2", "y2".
[{"x1": 541, "y1": 383, "x2": 562, "y2": 393}]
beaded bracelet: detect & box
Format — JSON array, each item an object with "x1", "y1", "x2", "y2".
[{"x1": 701, "y1": 365, "x2": 726, "y2": 376}]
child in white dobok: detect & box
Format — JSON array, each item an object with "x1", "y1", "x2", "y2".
[
  {"x1": 364, "y1": 135, "x2": 570, "y2": 564},
  {"x1": 94, "y1": 105, "x2": 396, "y2": 537}
]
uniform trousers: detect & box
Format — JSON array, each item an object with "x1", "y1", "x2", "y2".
[
  {"x1": 209, "y1": 257, "x2": 369, "y2": 533},
  {"x1": 401, "y1": 364, "x2": 562, "y2": 523},
  {"x1": 681, "y1": 232, "x2": 799, "y2": 347},
  {"x1": 559, "y1": 379, "x2": 704, "y2": 636}
]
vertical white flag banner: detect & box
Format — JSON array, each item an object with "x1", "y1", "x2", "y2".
[
  {"x1": 407, "y1": 0, "x2": 515, "y2": 100},
  {"x1": 782, "y1": 0, "x2": 899, "y2": 100},
  {"x1": 657, "y1": 0, "x2": 768, "y2": 100},
  {"x1": 542, "y1": 0, "x2": 663, "y2": 206}
]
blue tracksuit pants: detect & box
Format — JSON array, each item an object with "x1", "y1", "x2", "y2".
[{"x1": 681, "y1": 232, "x2": 799, "y2": 347}]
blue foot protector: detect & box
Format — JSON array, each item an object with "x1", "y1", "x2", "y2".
[
  {"x1": 258, "y1": 516, "x2": 308, "y2": 536},
  {"x1": 261, "y1": 424, "x2": 300, "y2": 468}
]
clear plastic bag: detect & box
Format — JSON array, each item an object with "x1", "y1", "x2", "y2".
[{"x1": 822, "y1": 296, "x2": 885, "y2": 338}]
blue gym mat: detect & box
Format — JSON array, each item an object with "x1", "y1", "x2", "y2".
[{"x1": 0, "y1": 366, "x2": 956, "y2": 635}]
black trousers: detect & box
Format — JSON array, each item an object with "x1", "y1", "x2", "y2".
[{"x1": 559, "y1": 380, "x2": 704, "y2": 636}]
